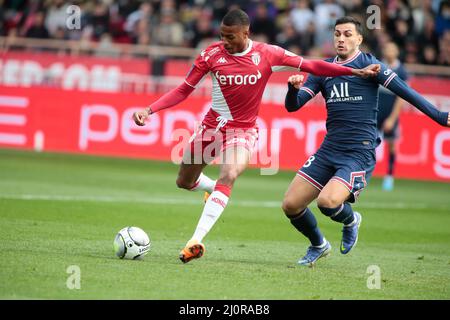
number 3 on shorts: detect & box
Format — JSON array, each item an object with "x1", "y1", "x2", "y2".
[{"x1": 303, "y1": 155, "x2": 315, "y2": 168}]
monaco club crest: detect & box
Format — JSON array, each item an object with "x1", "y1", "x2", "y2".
[{"x1": 251, "y1": 52, "x2": 260, "y2": 65}]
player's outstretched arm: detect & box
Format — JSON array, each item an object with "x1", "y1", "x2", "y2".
[
  {"x1": 133, "y1": 82, "x2": 195, "y2": 126},
  {"x1": 300, "y1": 59, "x2": 380, "y2": 78},
  {"x1": 386, "y1": 76, "x2": 449, "y2": 127}
]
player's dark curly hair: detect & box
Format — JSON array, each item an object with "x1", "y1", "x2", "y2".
[
  {"x1": 335, "y1": 16, "x2": 364, "y2": 35},
  {"x1": 222, "y1": 9, "x2": 250, "y2": 27}
]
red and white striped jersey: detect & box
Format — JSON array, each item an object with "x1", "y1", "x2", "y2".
[{"x1": 185, "y1": 40, "x2": 303, "y2": 129}]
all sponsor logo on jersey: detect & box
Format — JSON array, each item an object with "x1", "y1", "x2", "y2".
[
  {"x1": 251, "y1": 52, "x2": 261, "y2": 65},
  {"x1": 215, "y1": 70, "x2": 262, "y2": 85},
  {"x1": 327, "y1": 82, "x2": 363, "y2": 103},
  {"x1": 330, "y1": 82, "x2": 349, "y2": 98}
]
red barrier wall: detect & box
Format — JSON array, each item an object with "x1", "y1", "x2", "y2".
[{"x1": 1, "y1": 86, "x2": 449, "y2": 181}]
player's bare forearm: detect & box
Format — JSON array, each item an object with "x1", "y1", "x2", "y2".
[{"x1": 351, "y1": 64, "x2": 381, "y2": 78}]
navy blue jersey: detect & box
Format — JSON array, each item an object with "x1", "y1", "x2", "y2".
[
  {"x1": 377, "y1": 60, "x2": 408, "y2": 123},
  {"x1": 299, "y1": 51, "x2": 396, "y2": 150}
]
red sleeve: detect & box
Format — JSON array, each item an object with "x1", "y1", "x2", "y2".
[
  {"x1": 150, "y1": 82, "x2": 195, "y2": 113},
  {"x1": 150, "y1": 49, "x2": 210, "y2": 113},
  {"x1": 185, "y1": 51, "x2": 210, "y2": 87},
  {"x1": 300, "y1": 59, "x2": 353, "y2": 77},
  {"x1": 266, "y1": 45, "x2": 303, "y2": 70}
]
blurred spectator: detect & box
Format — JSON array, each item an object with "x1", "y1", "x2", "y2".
[
  {"x1": 386, "y1": 0, "x2": 414, "y2": 35},
  {"x1": 0, "y1": 0, "x2": 449, "y2": 68},
  {"x1": 0, "y1": 1, "x2": 5, "y2": 37},
  {"x1": 124, "y1": 1, "x2": 155, "y2": 44},
  {"x1": 417, "y1": 16, "x2": 440, "y2": 50},
  {"x1": 337, "y1": 0, "x2": 365, "y2": 15},
  {"x1": 94, "y1": 32, "x2": 120, "y2": 57},
  {"x1": 185, "y1": 8, "x2": 215, "y2": 48},
  {"x1": 276, "y1": 21, "x2": 303, "y2": 55},
  {"x1": 25, "y1": 11, "x2": 49, "y2": 39},
  {"x1": 314, "y1": 0, "x2": 345, "y2": 47},
  {"x1": 421, "y1": 44, "x2": 438, "y2": 65},
  {"x1": 404, "y1": 40, "x2": 420, "y2": 64},
  {"x1": 436, "y1": 0, "x2": 450, "y2": 38},
  {"x1": 88, "y1": 1, "x2": 110, "y2": 40},
  {"x1": 45, "y1": 0, "x2": 69, "y2": 38},
  {"x1": 152, "y1": 9, "x2": 183, "y2": 47},
  {"x1": 289, "y1": 0, "x2": 315, "y2": 34},
  {"x1": 250, "y1": 2, "x2": 278, "y2": 43},
  {"x1": 438, "y1": 29, "x2": 450, "y2": 65},
  {"x1": 391, "y1": 19, "x2": 411, "y2": 50},
  {"x1": 412, "y1": 0, "x2": 435, "y2": 34}
]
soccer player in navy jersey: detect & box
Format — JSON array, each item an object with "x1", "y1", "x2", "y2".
[
  {"x1": 133, "y1": 10, "x2": 380, "y2": 264},
  {"x1": 283, "y1": 16, "x2": 450, "y2": 267},
  {"x1": 377, "y1": 42, "x2": 408, "y2": 191}
]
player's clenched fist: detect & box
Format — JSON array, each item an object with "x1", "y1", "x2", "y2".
[
  {"x1": 133, "y1": 108, "x2": 151, "y2": 126},
  {"x1": 288, "y1": 75, "x2": 305, "y2": 89}
]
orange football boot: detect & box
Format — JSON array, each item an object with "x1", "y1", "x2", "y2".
[{"x1": 179, "y1": 239, "x2": 205, "y2": 263}]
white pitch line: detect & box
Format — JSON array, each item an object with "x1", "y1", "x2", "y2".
[{"x1": 0, "y1": 194, "x2": 448, "y2": 211}]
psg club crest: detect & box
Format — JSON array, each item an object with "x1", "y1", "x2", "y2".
[{"x1": 251, "y1": 52, "x2": 260, "y2": 66}]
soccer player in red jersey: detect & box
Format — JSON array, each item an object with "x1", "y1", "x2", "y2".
[{"x1": 133, "y1": 9, "x2": 380, "y2": 263}]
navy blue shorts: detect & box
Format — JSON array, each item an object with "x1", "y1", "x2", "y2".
[{"x1": 297, "y1": 145, "x2": 376, "y2": 203}]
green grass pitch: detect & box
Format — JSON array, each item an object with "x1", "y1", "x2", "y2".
[{"x1": 0, "y1": 148, "x2": 449, "y2": 299}]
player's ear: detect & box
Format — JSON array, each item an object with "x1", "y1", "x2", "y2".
[
  {"x1": 243, "y1": 26, "x2": 250, "y2": 38},
  {"x1": 357, "y1": 34, "x2": 363, "y2": 46}
]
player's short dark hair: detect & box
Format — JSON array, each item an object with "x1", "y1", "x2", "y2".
[
  {"x1": 335, "y1": 16, "x2": 364, "y2": 35},
  {"x1": 222, "y1": 9, "x2": 250, "y2": 27}
]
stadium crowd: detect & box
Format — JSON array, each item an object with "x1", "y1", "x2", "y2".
[{"x1": 1, "y1": 0, "x2": 449, "y2": 66}]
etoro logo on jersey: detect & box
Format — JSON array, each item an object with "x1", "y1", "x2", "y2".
[
  {"x1": 215, "y1": 70, "x2": 262, "y2": 85},
  {"x1": 327, "y1": 82, "x2": 363, "y2": 103}
]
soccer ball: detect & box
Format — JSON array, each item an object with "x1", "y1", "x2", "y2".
[{"x1": 113, "y1": 226, "x2": 151, "y2": 260}]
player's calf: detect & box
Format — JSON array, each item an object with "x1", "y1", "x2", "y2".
[{"x1": 318, "y1": 202, "x2": 355, "y2": 225}]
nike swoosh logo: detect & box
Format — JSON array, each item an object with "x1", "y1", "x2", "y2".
[{"x1": 341, "y1": 243, "x2": 346, "y2": 251}]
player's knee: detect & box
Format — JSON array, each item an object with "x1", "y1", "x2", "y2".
[
  {"x1": 282, "y1": 199, "x2": 301, "y2": 216},
  {"x1": 316, "y1": 194, "x2": 341, "y2": 209},
  {"x1": 218, "y1": 169, "x2": 239, "y2": 185}
]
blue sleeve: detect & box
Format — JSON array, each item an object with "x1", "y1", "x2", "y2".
[
  {"x1": 285, "y1": 74, "x2": 322, "y2": 112},
  {"x1": 297, "y1": 74, "x2": 322, "y2": 108},
  {"x1": 374, "y1": 60, "x2": 398, "y2": 87},
  {"x1": 385, "y1": 75, "x2": 449, "y2": 126}
]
